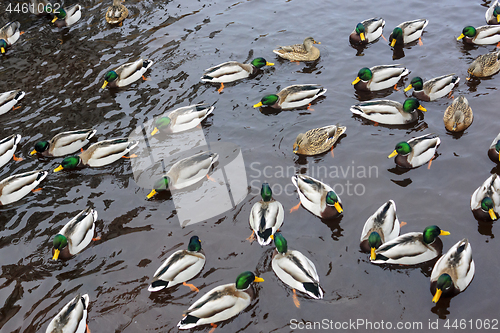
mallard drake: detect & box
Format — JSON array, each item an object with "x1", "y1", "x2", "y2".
[
  {"x1": 148, "y1": 236, "x2": 205, "y2": 292},
  {"x1": 404, "y1": 74, "x2": 460, "y2": 101},
  {"x1": 177, "y1": 271, "x2": 264, "y2": 330},
  {"x1": 0, "y1": 90, "x2": 25, "y2": 116},
  {"x1": 488, "y1": 132, "x2": 500, "y2": 163},
  {"x1": 253, "y1": 84, "x2": 326, "y2": 110},
  {"x1": 350, "y1": 98, "x2": 426, "y2": 125},
  {"x1": 360, "y1": 200, "x2": 400, "y2": 260},
  {"x1": 273, "y1": 37, "x2": 321, "y2": 62},
  {"x1": 486, "y1": 0, "x2": 500, "y2": 25},
  {"x1": 51, "y1": 5, "x2": 82, "y2": 27},
  {"x1": 150, "y1": 104, "x2": 214, "y2": 135},
  {"x1": 388, "y1": 133, "x2": 440, "y2": 168},
  {"x1": 0, "y1": 170, "x2": 47, "y2": 205},
  {"x1": 101, "y1": 59, "x2": 154, "y2": 89},
  {"x1": 457, "y1": 25, "x2": 500, "y2": 45},
  {"x1": 0, "y1": 21, "x2": 21, "y2": 54},
  {"x1": 372, "y1": 225, "x2": 450, "y2": 265},
  {"x1": 46, "y1": 294, "x2": 89, "y2": 333},
  {"x1": 30, "y1": 0, "x2": 50, "y2": 16},
  {"x1": 30, "y1": 129, "x2": 96, "y2": 157},
  {"x1": 291, "y1": 174, "x2": 343, "y2": 219},
  {"x1": 52, "y1": 207, "x2": 98, "y2": 260},
  {"x1": 293, "y1": 124, "x2": 346, "y2": 156},
  {"x1": 389, "y1": 19, "x2": 428, "y2": 46},
  {"x1": 467, "y1": 50, "x2": 500, "y2": 78},
  {"x1": 249, "y1": 183, "x2": 284, "y2": 246},
  {"x1": 201, "y1": 58, "x2": 274, "y2": 92},
  {"x1": 271, "y1": 232, "x2": 323, "y2": 301},
  {"x1": 53, "y1": 138, "x2": 138, "y2": 172},
  {"x1": 443, "y1": 95, "x2": 473, "y2": 132},
  {"x1": 349, "y1": 18, "x2": 385, "y2": 44},
  {"x1": 470, "y1": 174, "x2": 500, "y2": 221},
  {"x1": 105, "y1": 0, "x2": 128, "y2": 25},
  {"x1": 0, "y1": 134, "x2": 21, "y2": 168},
  {"x1": 430, "y1": 239, "x2": 475, "y2": 303},
  {"x1": 146, "y1": 151, "x2": 218, "y2": 198},
  {"x1": 352, "y1": 65, "x2": 409, "y2": 91}
]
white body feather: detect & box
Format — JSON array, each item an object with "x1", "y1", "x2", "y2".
[
  {"x1": 165, "y1": 104, "x2": 214, "y2": 133},
  {"x1": 486, "y1": 0, "x2": 500, "y2": 24},
  {"x1": 166, "y1": 151, "x2": 218, "y2": 190},
  {"x1": 471, "y1": 25, "x2": 500, "y2": 45},
  {"x1": 360, "y1": 200, "x2": 400, "y2": 245},
  {"x1": 350, "y1": 100, "x2": 416, "y2": 125},
  {"x1": 0, "y1": 170, "x2": 47, "y2": 205},
  {"x1": 249, "y1": 199, "x2": 284, "y2": 246},
  {"x1": 114, "y1": 59, "x2": 154, "y2": 87},
  {"x1": 0, "y1": 90, "x2": 25, "y2": 116},
  {"x1": 372, "y1": 232, "x2": 440, "y2": 265},
  {"x1": 363, "y1": 65, "x2": 409, "y2": 91},
  {"x1": 46, "y1": 294, "x2": 89, "y2": 333},
  {"x1": 291, "y1": 174, "x2": 341, "y2": 218},
  {"x1": 0, "y1": 134, "x2": 21, "y2": 168},
  {"x1": 82, "y1": 139, "x2": 138, "y2": 167},
  {"x1": 47, "y1": 129, "x2": 96, "y2": 156},
  {"x1": 401, "y1": 134, "x2": 441, "y2": 168},
  {"x1": 0, "y1": 21, "x2": 21, "y2": 45},
  {"x1": 201, "y1": 61, "x2": 252, "y2": 83},
  {"x1": 280, "y1": 85, "x2": 326, "y2": 110},
  {"x1": 399, "y1": 19, "x2": 429, "y2": 44},
  {"x1": 58, "y1": 208, "x2": 97, "y2": 255},
  {"x1": 470, "y1": 174, "x2": 500, "y2": 212}
]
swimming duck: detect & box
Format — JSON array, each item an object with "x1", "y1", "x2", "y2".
[
  {"x1": 443, "y1": 95, "x2": 473, "y2": 132},
  {"x1": 457, "y1": 25, "x2": 500, "y2": 45},
  {"x1": 0, "y1": 170, "x2": 48, "y2": 205},
  {"x1": 146, "y1": 151, "x2": 218, "y2": 198},
  {"x1": 470, "y1": 174, "x2": 500, "y2": 221},
  {"x1": 350, "y1": 98, "x2": 426, "y2": 125},
  {"x1": 148, "y1": 236, "x2": 205, "y2": 292},
  {"x1": 291, "y1": 174, "x2": 343, "y2": 219},
  {"x1": 486, "y1": 0, "x2": 500, "y2": 25},
  {"x1": 467, "y1": 50, "x2": 500, "y2": 78},
  {"x1": 101, "y1": 59, "x2": 154, "y2": 89},
  {"x1": 105, "y1": 0, "x2": 128, "y2": 25},
  {"x1": 293, "y1": 124, "x2": 346, "y2": 156},
  {"x1": 271, "y1": 232, "x2": 323, "y2": 302},
  {"x1": 0, "y1": 21, "x2": 21, "y2": 54},
  {"x1": 52, "y1": 207, "x2": 98, "y2": 260},
  {"x1": 388, "y1": 133, "x2": 440, "y2": 168},
  {"x1": 273, "y1": 37, "x2": 321, "y2": 62},
  {"x1": 253, "y1": 84, "x2": 326, "y2": 110},
  {"x1": 488, "y1": 132, "x2": 500, "y2": 163},
  {"x1": 51, "y1": 5, "x2": 82, "y2": 27},
  {"x1": 0, "y1": 134, "x2": 21, "y2": 168},
  {"x1": 0, "y1": 90, "x2": 25, "y2": 116},
  {"x1": 150, "y1": 104, "x2": 214, "y2": 135},
  {"x1": 372, "y1": 225, "x2": 450, "y2": 265},
  {"x1": 360, "y1": 200, "x2": 400, "y2": 260},
  {"x1": 30, "y1": 129, "x2": 96, "y2": 157},
  {"x1": 404, "y1": 74, "x2": 460, "y2": 101},
  {"x1": 351, "y1": 65, "x2": 409, "y2": 91},
  {"x1": 201, "y1": 57, "x2": 274, "y2": 92},
  {"x1": 349, "y1": 18, "x2": 386, "y2": 44},
  {"x1": 430, "y1": 239, "x2": 475, "y2": 303},
  {"x1": 249, "y1": 182, "x2": 284, "y2": 246},
  {"x1": 177, "y1": 271, "x2": 264, "y2": 330},
  {"x1": 53, "y1": 138, "x2": 138, "y2": 172},
  {"x1": 30, "y1": 0, "x2": 50, "y2": 16},
  {"x1": 389, "y1": 19, "x2": 428, "y2": 46},
  {"x1": 46, "y1": 294, "x2": 89, "y2": 333}
]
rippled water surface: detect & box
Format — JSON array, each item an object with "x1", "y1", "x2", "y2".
[{"x1": 1, "y1": 0, "x2": 500, "y2": 332}]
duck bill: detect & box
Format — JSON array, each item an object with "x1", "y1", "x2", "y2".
[
  {"x1": 452, "y1": 122, "x2": 457, "y2": 131},
  {"x1": 334, "y1": 201, "x2": 343, "y2": 213},
  {"x1": 30, "y1": 149, "x2": 38, "y2": 155},
  {"x1": 403, "y1": 84, "x2": 412, "y2": 92},
  {"x1": 52, "y1": 249, "x2": 60, "y2": 260},
  {"x1": 146, "y1": 189, "x2": 157, "y2": 199},
  {"x1": 266, "y1": 62, "x2": 274, "y2": 66},
  {"x1": 351, "y1": 77, "x2": 361, "y2": 85},
  {"x1": 54, "y1": 165, "x2": 64, "y2": 172},
  {"x1": 440, "y1": 230, "x2": 451, "y2": 236},
  {"x1": 370, "y1": 247, "x2": 376, "y2": 260},
  {"x1": 254, "y1": 276, "x2": 265, "y2": 283},
  {"x1": 253, "y1": 102, "x2": 263, "y2": 108},
  {"x1": 1, "y1": 47, "x2": 5, "y2": 54},
  {"x1": 388, "y1": 150, "x2": 398, "y2": 158},
  {"x1": 418, "y1": 105, "x2": 427, "y2": 112},
  {"x1": 457, "y1": 33, "x2": 465, "y2": 40},
  {"x1": 489, "y1": 208, "x2": 497, "y2": 220},
  {"x1": 432, "y1": 289, "x2": 442, "y2": 303},
  {"x1": 497, "y1": 14, "x2": 500, "y2": 23},
  {"x1": 314, "y1": 41, "x2": 321, "y2": 44},
  {"x1": 390, "y1": 39, "x2": 396, "y2": 47},
  {"x1": 101, "y1": 81, "x2": 108, "y2": 89},
  {"x1": 52, "y1": 17, "x2": 58, "y2": 23},
  {"x1": 150, "y1": 127, "x2": 159, "y2": 136}
]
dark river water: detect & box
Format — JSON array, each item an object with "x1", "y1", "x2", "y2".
[{"x1": 1, "y1": 0, "x2": 500, "y2": 332}]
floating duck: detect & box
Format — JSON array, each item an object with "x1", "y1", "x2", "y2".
[
  {"x1": 0, "y1": 170, "x2": 47, "y2": 205},
  {"x1": 372, "y1": 225, "x2": 450, "y2": 265},
  {"x1": 443, "y1": 95, "x2": 473, "y2": 132},
  {"x1": 360, "y1": 200, "x2": 400, "y2": 260},
  {"x1": 273, "y1": 37, "x2": 321, "y2": 62},
  {"x1": 0, "y1": 21, "x2": 21, "y2": 54},
  {"x1": 488, "y1": 132, "x2": 500, "y2": 163},
  {"x1": 253, "y1": 84, "x2": 326, "y2": 110},
  {"x1": 457, "y1": 25, "x2": 500, "y2": 45},
  {"x1": 467, "y1": 50, "x2": 500, "y2": 78},
  {"x1": 430, "y1": 239, "x2": 475, "y2": 303},
  {"x1": 352, "y1": 65, "x2": 409, "y2": 91},
  {"x1": 470, "y1": 174, "x2": 500, "y2": 221},
  {"x1": 0, "y1": 134, "x2": 21, "y2": 168},
  {"x1": 45, "y1": 294, "x2": 89, "y2": 333},
  {"x1": 52, "y1": 207, "x2": 98, "y2": 260},
  {"x1": 101, "y1": 59, "x2": 154, "y2": 89},
  {"x1": 52, "y1": 5, "x2": 82, "y2": 27},
  {"x1": 350, "y1": 98, "x2": 426, "y2": 125},
  {"x1": 150, "y1": 104, "x2": 214, "y2": 135},
  {"x1": 293, "y1": 124, "x2": 346, "y2": 156},
  {"x1": 105, "y1": 0, "x2": 128, "y2": 25},
  {"x1": 389, "y1": 19, "x2": 428, "y2": 46},
  {"x1": 249, "y1": 182, "x2": 284, "y2": 246},
  {"x1": 388, "y1": 133, "x2": 440, "y2": 168},
  {"x1": 0, "y1": 90, "x2": 25, "y2": 116},
  {"x1": 486, "y1": 0, "x2": 500, "y2": 25},
  {"x1": 30, "y1": 129, "x2": 96, "y2": 157},
  {"x1": 177, "y1": 271, "x2": 264, "y2": 330},
  {"x1": 148, "y1": 236, "x2": 205, "y2": 292},
  {"x1": 349, "y1": 18, "x2": 385, "y2": 44},
  {"x1": 404, "y1": 74, "x2": 460, "y2": 101}
]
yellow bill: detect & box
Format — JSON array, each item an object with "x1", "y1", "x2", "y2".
[
  {"x1": 360, "y1": 32, "x2": 365, "y2": 41},
  {"x1": 254, "y1": 276, "x2": 265, "y2": 283},
  {"x1": 30, "y1": 149, "x2": 38, "y2": 155},
  {"x1": 457, "y1": 33, "x2": 465, "y2": 40},
  {"x1": 334, "y1": 201, "x2": 343, "y2": 213},
  {"x1": 390, "y1": 39, "x2": 396, "y2": 47},
  {"x1": 440, "y1": 230, "x2": 451, "y2": 236},
  {"x1": 253, "y1": 101, "x2": 263, "y2": 108},
  {"x1": 489, "y1": 208, "x2": 497, "y2": 220},
  {"x1": 370, "y1": 247, "x2": 376, "y2": 260},
  {"x1": 54, "y1": 165, "x2": 64, "y2": 172},
  {"x1": 1, "y1": 47, "x2": 5, "y2": 54},
  {"x1": 52, "y1": 249, "x2": 60, "y2": 260},
  {"x1": 432, "y1": 288, "x2": 442, "y2": 303},
  {"x1": 151, "y1": 127, "x2": 159, "y2": 136},
  {"x1": 266, "y1": 62, "x2": 274, "y2": 66},
  {"x1": 52, "y1": 17, "x2": 58, "y2": 23},
  {"x1": 388, "y1": 150, "x2": 398, "y2": 158},
  {"x1": 146, "y1": 189, "x2": 157, "y2": 199},
  {"x1": 497, "y1": 14, "x2": 500, "y2": 23},
  {"x1": 418, "y1": 105, "x2": 427, "y2": 112},
  {"x1": 101, "y1": 81, "x2": 108, "y2": 89},
  {"x1": 351, "y1": 77, "x2": 361, "y2": 85},
  {"x1": 404, "y1": 84, "x2": 412, "y2": 92},
  {"x1": 314, "y1": 41, "x2": 321, "y2": 44}
]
